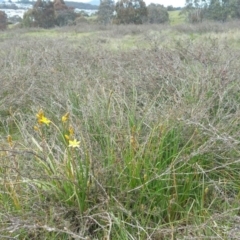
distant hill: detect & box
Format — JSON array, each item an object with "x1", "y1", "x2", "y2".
[
  {"x1": 15, "y1": 0, "x2": 99, "y2": 10},
  {"x1": 65, "y1": 1, "x2": 98, "y2": 9},
  {"x1": 0, "y1": 1, "x2": 18, "y2": 9}
]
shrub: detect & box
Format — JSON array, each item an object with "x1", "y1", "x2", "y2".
[
  {"x1": 55, "y1": 9, "x2": 76, "y2": 26},
  {"x1": 0, "y1": 10, "x2": 7, "y2": 30}
]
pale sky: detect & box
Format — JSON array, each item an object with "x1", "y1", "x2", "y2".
[{"x1": 80, "y1": 0, "x2": 186, "y2": 7}]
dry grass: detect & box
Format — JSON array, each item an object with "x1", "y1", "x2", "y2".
[{"x1": 1, "y1": 22, "x2": 240, "y2": 239}]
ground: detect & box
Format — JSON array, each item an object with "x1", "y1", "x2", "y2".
[{"x1": 1, "y1": 21, "x2": 240, "y2": 239}]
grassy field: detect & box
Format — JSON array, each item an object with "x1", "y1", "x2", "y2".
[
  {"x1": 1, "y1": 22, "x2": 240, "y2": 239},
  {"x1": 168, "y1": 10, "x2": 186, "y2": 25}
]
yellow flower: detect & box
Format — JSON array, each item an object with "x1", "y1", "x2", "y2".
[
  {"x1": 69, "y1": 139, "x2": 80, "y2": 148},
  {"x1": 36, "y1": 109, "x2": 51, "y2": 125},
  {"x1": 7, "y1": 135, "x2": 13, "y2": 147},
  {"x1": 36, "y1": 109, "x2": 44, "y2": 119},
  {"x1": 62, "y1": 112, "x2": 70, "y2": 123},
  {"x1": 65, "y1": 134, "x2": 70, "y2": 140},
  {"x1": 39, "y1": 116, "x2": 51, "y2": 125},
  {"x1": 69, "y1": 126, "x2": 74, "y2": 136}
]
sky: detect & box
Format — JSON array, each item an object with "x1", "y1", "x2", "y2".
[{"x1": 81, "y1": 0, "x2": 186, "y2": 8}]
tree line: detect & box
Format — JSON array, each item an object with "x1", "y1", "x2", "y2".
[
  {"x1": 0, "y1": 0, "x2": 170, "y2": 29},
  {"x1": 22, "y1": 0, "x2": 170, "y2": 27},
  {"x1": 184, "y1": 0, "x2": 240, "y2": 23},
  {"x1": 97, "y1": 0, "x2": 169, "y2": 25},
  {"x1": 1, "y1": 0, "x2": 240, "y2": 30}
]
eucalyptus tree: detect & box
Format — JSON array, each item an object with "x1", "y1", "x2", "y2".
[
  {"x1": 206, "y1": 0, "x2": 230, "y2": 21},
  {"x1": 183, "y1": 0, "x2": 207, "y2": 22},
  {"x1": 184, "y1": 0, "x2": 240, "y2": 22},
  {"x1": 147, "y1": 4, "x2": 169, "y2": 24},
  {"x1": 114, "y1": 0, "x2": 147, "y2": 24},
  {"x1": 22, "y1": 0, "x2": 55, "y2": 28},
  {"x1": 98, "y1": 0, "x2": 115, "y2": 25}
]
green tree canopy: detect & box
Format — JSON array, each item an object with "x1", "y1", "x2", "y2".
[
  {"x1": 97, "y1": 0, "x2": 115, "y2": 25},
  {"x1": 54, "y1": 0, "x2": 76, "y2": 26},
  {"x1": 205, "y1": 0, "x2": 230, "y2": 21},
  {"x1": 115, "y1": 0, "x2": 147, "y2": 24},
  {"x1": 184, "y1": 0, "x2": 240, "y2": 22},
  {"x1": 183, "y1": 0, "x2": 206, "y2": 23},
  {"x1": 147, "y1": 3, "x2": 169, "y2": 24},
  {"x1": 22, "y1": 0, "x2": 55, "y2": 28},
  {"x1": 22, "y1": 0, "x2": 77, "y2": 28},
  {"x1": 230, "y1": 0, "x2": 240, "y2": 18}
]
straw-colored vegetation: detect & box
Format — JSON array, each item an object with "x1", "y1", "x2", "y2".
[{"x1": 1, "y1": 22, "x2": 240, "y2": 239}]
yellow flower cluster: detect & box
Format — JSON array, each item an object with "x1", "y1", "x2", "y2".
[
  {"x1": 35, "y1": 109, "x2": 80, "y2": 148},
  {"x1": 65, "y1": 125, "x2": 80, "y2": 148},
  {"x1": 36, "y1": 109, "x2": 51, "y2": 125},
  {"x1": 61, "y1": 112, "x2": 70, "y2": 123}
]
